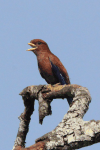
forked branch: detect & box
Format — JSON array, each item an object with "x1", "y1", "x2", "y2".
[{"x1": 13, "y1": 84, "x2": 100, "y2": 150}]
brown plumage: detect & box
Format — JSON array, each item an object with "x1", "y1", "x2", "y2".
[
  {"x1": 27, "y1": 39, "x2": 72, "y2": 105},
  {"x1": 27, "y1": 39, "x2": 70, "y2": 85}
]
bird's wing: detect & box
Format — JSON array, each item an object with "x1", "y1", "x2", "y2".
[
  {"x1": 49, "y1": 56, "x2": 73, "y2": 105},
  {"x1": 49, "y1": 59, "x2": 66, "y2": 85},
  {"x1": 49, "y1": 54, "x2": 70, "y2": 85}
]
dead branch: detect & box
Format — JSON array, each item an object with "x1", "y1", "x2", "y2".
[{"x1": 13, "y1": 84, "x2": 100, "y2": 150}]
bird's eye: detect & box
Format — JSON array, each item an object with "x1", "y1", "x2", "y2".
[{"x1": 37, "y1": 42, "x2": 42, "y2": 45}]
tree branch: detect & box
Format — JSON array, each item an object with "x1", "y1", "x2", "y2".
[{"x1": 13, "y1": 84, "x2": 100, "y2": 150}]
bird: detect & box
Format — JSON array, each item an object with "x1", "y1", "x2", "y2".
[{"x1": 27, "y1": 39, "x2": 73, "y2": 105}]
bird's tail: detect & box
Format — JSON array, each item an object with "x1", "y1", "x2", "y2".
[{"x1": 67, "y1": 97, "x2": 73, "y2": 106}]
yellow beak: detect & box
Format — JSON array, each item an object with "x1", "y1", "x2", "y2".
[{"x1": 26, "y1": 43, "x2": 37, "y2": 51}]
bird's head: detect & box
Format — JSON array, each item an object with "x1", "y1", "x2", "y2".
[{"x1": 27, "y1": 39, "x2": 50, "y2": 55}]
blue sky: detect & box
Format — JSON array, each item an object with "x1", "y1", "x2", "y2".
[{"x1": 0, "y1": 1, "x2": 100, "y2": 149}]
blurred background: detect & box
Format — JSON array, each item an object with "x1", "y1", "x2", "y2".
[{"x1": 0, "y1": 1, "x2": 100, "y2": 149}]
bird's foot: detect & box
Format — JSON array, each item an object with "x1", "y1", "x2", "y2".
[{"x1": 52, "y1": 83, "x2": 61, "y2": 87}]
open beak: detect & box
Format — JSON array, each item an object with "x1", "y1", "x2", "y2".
[{"x1": 26, "y1": 43, "x2": 37, "y2": 51}]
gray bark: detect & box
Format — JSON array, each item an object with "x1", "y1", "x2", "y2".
[{"x1": 13, "y1": 84, "x2": 100, "y2": 150}]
